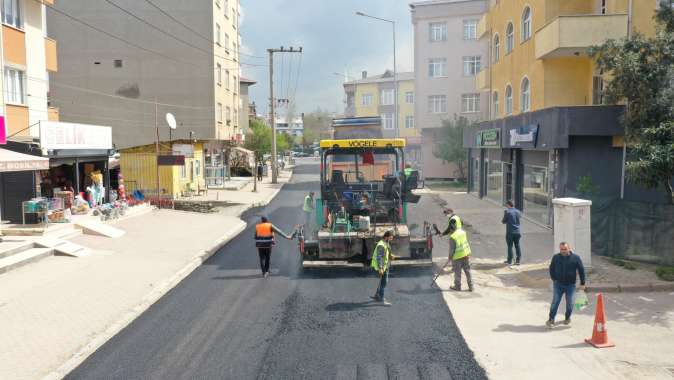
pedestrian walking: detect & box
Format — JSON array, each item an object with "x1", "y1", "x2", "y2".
[
  {"x1": 257, "y1": 162, "x2": 264, "y2": 181},
  {"x1": 302, "y1": 191, "x2": 315, "y2": 233},
  {"x1": 370, "y1": 231, "x2": 398, "y2": 305},
  {"x1": 546, "y1": 242, "x2": 586, "y2": 328},
  {"x1": 501, "y1": 200, "x2": 522, "y2": 265},
  {"x1": 254, "y1": 216, "x2": 296, "y2": 278},
  {"x1": 447, "y1": 223, "x2": 473, "y2": 292}
]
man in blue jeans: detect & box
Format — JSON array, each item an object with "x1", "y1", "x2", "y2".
[
  {"x1": 501, "y1": 200, "x2": 522, "y2": 265},
  {"x1": 547, "y1": 242, "x2": 586, "y2": 328}
]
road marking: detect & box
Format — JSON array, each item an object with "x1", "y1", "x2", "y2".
[{"x1": 638, "y1": 296, "x2": 654, "y2": 302}]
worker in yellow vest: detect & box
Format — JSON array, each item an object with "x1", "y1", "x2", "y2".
[
  {"x1": 440, "y1": 207, "x2": 462, "y2": 232},
  {"x1": 448, "y1": 223, "x2": 474, "y2": 292},
  {"x1": 370, "y1": 230, "x2": 398, "y2": 305}
]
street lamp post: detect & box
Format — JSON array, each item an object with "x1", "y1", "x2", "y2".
[{"x1": 356, "y1": 11, "x2": 398, "y2": 138}]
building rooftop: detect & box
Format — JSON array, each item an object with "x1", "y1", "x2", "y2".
[
  {"x1": 240, "y1": 77, "x2": 257, "y2": 84},
  {"x1": 344, "y1": 71, "x2": 414, "y2": 85}
]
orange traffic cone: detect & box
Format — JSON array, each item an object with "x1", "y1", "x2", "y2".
[{"x1": 585, "y1": 293, "x2": 615, "y2": 348}]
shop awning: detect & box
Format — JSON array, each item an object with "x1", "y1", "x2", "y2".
[{"x1": 0, "y1": 148, "x2": 49, "y2": 172}]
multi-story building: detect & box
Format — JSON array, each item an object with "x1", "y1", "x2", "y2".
[
  {"x1": 274, "y1": 116, "x2": 303, "y2": 138},
  {"x1": 343, "y1": 70, "x2": 422, "y2": 166},
  {"x1": 410, "y1": 0, "x2": 489, "y2": 179},
  {"x1": 239, "y1": 77, "x2": 256, "y2": 139},
  {"x1": 47, "y1": 0, "x2": 242, "y2": 198},
  {"x1": 464, "y1": 0, "x2": 661, "y2": 226}
]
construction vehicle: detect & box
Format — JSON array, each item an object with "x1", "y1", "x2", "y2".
[{"x1": 297, "y1": 122, "x2": 434, "y2": 268}]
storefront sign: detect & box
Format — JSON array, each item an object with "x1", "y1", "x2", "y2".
[
  {"x1": 172, "y1": 144, "x2": 194, "y2": 158},
  {"x1": 476, "y1": 128, "x2": 500, "y2": 148},
  {"x1": 158, "y1": 155, "x2": 185, "y2": 166},
  {"x1": 39, "y1": 121, "x2": 112, "y2": 150},
  {"x1": 508, "y1": 124, "x2": 539, "y2": 148},
  {"x1": 0, "y1": 116, "x2": 6, "y2": 145}
]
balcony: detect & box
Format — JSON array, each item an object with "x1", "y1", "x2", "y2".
[
  {"x1": 45, "y1": 37, "x2": 58, "y2": 72},
  {"x1": 475, "y1": 69, "x2": 490, "y2": 91},
  {"x1": 477, "y1": 13, "x2": 489, "y2": 39},
  {"x1": 535, "y1": 14, "x2": 628, "y2": 60}
]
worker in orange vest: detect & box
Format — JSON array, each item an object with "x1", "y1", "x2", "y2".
[{"x1": 254, "y1": 216, "x2": 296, "y2": 278}]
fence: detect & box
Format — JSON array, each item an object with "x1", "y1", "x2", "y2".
[
  {"x1": 205, "y1": 165, "x2": 227, "y2": 188},
  {"x1": 591, "y1": 198, "x2": 674, "y2": 266}
]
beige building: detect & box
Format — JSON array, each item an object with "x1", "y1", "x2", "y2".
[
  {"x1": 410, "y1": 0, "x2": 489, "y2": 179},
  {"x1": 343, "y1": 71, "x2": 422, "y2": 166},
  {"x1": 47, "y1": 0, "x2": 242, "y2": 150}
]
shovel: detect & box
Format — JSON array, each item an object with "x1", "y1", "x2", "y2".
[{"x1": 431, "y1": 259, "x2": 452, "y2": 288}]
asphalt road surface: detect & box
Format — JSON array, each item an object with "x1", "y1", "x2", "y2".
[{"x1": 66, "y1": 161, "x2": 487, "y2": 380}]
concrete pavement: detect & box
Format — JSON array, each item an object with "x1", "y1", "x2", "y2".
[{"x1": 0, "y1": 168, "x2": 293, "y2": 380}]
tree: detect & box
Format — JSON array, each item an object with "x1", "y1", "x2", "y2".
[
  {"x1": 276, "y1": 132, "x2": 293, "y2": 152},
  {"x1": 244, "y1": 119, "x2": 271, "y2": 163},
  {"x1": 590, "y1": 2, "x2": 674, "y2": 203},
  {"x1": 433, "y1": 116, "x2": 471, "y2": 180},
  {"x1": 302, "y1": 108, "x2": 333, "y2": 145}
]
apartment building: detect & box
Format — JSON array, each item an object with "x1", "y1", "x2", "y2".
[
  {"x1": 47, "y1": 0, "x2": 242, "y2": 149},
  {"x1": 239, "y1": 77, "x2": 256, "y2": 139},
  {"x1": 410, "y1": 0, "x2": 489, "y2": 179},
  {"x1": 343, "y1": 70, "x2": 422, "y2": 166},
  {"x1": 465, "y1": 0, "x2": 661, "y2": 226}
]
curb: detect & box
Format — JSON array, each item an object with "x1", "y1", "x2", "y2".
[
  {"x1": 513, "y1": 269, "x2": 674, "y2": 293},
  {"x1": 43, "y1": 221, "x2": 247, "y2": 380}
]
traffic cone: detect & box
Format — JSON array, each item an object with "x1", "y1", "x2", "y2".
[{"x1": 585, "y1": 293, "x2": 615, "y2": 348}]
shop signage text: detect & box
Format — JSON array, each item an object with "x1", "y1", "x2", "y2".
[
  {"x1": 158, "y1": 155, "x2": 185, "y2": 166},
  {"x1": 476, "y1": 129, "x2": 500, "y2": 148},
  {"x1": 39, "y1": 121, "x2": 112, "y2": 150},
  {"x1": 172, "y1": 144, "x2": 194, "y2": 158},
  {"x1": 508, "y1": 124, "x2": 539, "y2": 148}
]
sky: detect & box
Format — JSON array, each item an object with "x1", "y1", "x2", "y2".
[{"x1": 239, "y1": 0, "x2": 415, "y2": 117}]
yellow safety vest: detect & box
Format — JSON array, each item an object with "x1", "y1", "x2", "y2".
[
  {"x1": 404, "y1": 167, "x2": 413, "y2": 177},
  {"x1": 449, "y1": 214, "x2": 462, "y2": 229},
  {"x1": 370, "y1": 240, "x2": 391, "y2": 271},
  {"x1": 450, "y1": 229, "x2": 471, "y2": 260}
]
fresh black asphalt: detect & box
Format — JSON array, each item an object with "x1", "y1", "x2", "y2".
[{"x1": 65, "y1": 162, "x2": 487, "y2": 380}]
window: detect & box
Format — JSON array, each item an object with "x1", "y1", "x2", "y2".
[
  {"x1": 492, "y1": 91, "x2": 499, "y2": 118},
  {"x1": 226, "y1": 106, "x2": 232, "y2": 123},
  {"x1": 505, "y1": 85, "x2": 513, "y2": 115},
  {"x1": 362, "y1": 93, "x2": 373, "y2": 106},
  {"x1": 405, "y1": 91, "x2": 414, "y2": 104},
  {"x1": 493, "y1": 34, "x2": 500, "y2": 63},
  {"x1": 520, "y1": 77, "x2": 530, "y2": 112},
  {"x1": 463, "y1": 56, "x2": 481, "y2": 76},
  {"x1": 505, "y1": 22, "x2": 514, "y2": 54},
  {"x1": 428, "y1": 95, "x2": 447, "y2": 114},
  {"x1": 234, "y1": 109, "x2": 238, "y2": 126},
  {"x1": 114, "y1": 59, "x2": 123, "y2": 68},
  {"x1": 600, "y1": 0, "x2": 607, "y2": 14},
  {"x1": 380, "y1": 89, "x2": 394, "y2": 105},
  {"x1": 217, "y1": 102, "x2": 223, "y2": 122},
  {"x1": 3, "y1": 67, "x2": 25, "y2": 104},
  {"x1": 224, "y1": 0, "x2": 229, "y2": 17},
  {"x1": 181, "y1": 164, "x2": 187, "y2": 179},
  {"x1": 405, "y1": 116, "x2": 415, "y2": 129},
  {"x1": 521, "y1": 7, "x2": 532, "y2": 42},
  {"x1": 428, "y1": 58, "x2": 447, "y2": 77},
  {"x1": 215, "y1": 23, "x2": 221, "y2": 45},
  {"x1": 233, "y1": 10, "x2": 237, "y2": 29},
  {"x1": 225, "y1": 33, "x2": 230, "y2": 52},
  {"x1": 592, "y1": 71, "x2": 604, "y2": 105},
  {"x1": 2, "y1": 0, "x2": 22, "y2": 28},
  {"x1": 429, "y1": 22, "x2": 447, "y2": 42},
  {"x1": 461, "y1": 93, "x2": 480, "y2": 113},
  {"x1": 233, "y1": 75, "x2": 237, "y2": 92},
  {"x1": 381, "y1": 113, "x2": 394, "y2": 130},
  {"x1": 217, "y1": 63, "x2": 222, "y2": 85},
  {"x1": 195, "y1": 159, "x2": 201, "y2": 177},
  {"x1": 463, "y1": 19, "x2": 478, "y2": 40},
  {"x1": 225, "y1": 69, "x2": 230, "y2": 89}
]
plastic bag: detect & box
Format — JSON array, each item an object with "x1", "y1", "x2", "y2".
[{"x1": 574, "y1": 291, "x2": 589, "y2": 311}]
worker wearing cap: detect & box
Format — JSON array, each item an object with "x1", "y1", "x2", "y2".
[
  {"x1": 440, "y1": 208, "x2": 462, "y2": 234},
  {"x1": 254, "y1": 216, "x2": 296, "y2": 278},
  {"x1": 370, "y1": 230, "x2": 398, "y2": 305},
  {"x1": 448, "y1": 222, "x2": 473, "y2": 291}
]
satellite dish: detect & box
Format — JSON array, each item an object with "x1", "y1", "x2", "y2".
[{"x1": 165, "y1": 113, "x2": 177, "y2": 129}]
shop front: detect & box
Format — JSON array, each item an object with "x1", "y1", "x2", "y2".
[
  {"x1": 465, "y1": 106, "x2": 625, "y2": 227},
  {"x1": 0, "y1": 148, "x2": 49, "y2": 225}
]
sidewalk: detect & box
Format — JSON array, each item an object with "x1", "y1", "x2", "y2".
[{"x1": 0, "y1": 169, "x2": 293, "y2": 380}]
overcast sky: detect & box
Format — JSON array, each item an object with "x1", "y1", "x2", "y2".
[{"x1": 239, "y1": 0, "x2": 414, "y2": 116}]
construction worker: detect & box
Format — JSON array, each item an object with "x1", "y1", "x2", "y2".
[
  {"x1": 404, "y1": 163, "x2": 414, "y2": 178},
  {"x1": 302, "y1": 191, "x2": 315, "y2": 233},
  {"x1": 370, "y1": 230, "x2": 398, "y2": 305},
  {"x1": 254, "y1": 216, "x2": 296, "y2": 278},
  {"x1": 448, "y1": 222, "x2": 473, "y2": 292},
  {"x1": 440, "y1": 207, "x2": 462, "y2": 233}
]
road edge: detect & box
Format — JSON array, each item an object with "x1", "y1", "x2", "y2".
[{"x1": 43, "y1": 222, "x2": 246, "y2": 380}]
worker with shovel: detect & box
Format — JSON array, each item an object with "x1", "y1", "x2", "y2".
[
  {"x1": 446, "y1": 222, "x2": 474, "y2": 291},
  {"x1": 370, "y1": 230, "x2": 398, "y2": 305}
]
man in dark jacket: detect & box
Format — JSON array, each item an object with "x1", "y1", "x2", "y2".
[
  {"x1": 501, "y1": 200, "x2": 522, "y2": 265},
  {"x1": 547, "y1": 242, "x2": 586, "y2": 328}
]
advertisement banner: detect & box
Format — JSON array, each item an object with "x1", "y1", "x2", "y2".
[
  {"x1": 476, "y1": 128, "x2": 500, "y2": 148},
  {"x1": 508, "y1": 124, "x2": 539, "y2": 148},
  {"x1": 39, "y1": 121, "x2": 112, "y2": 150}
]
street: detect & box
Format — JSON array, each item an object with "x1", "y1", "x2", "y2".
[{"x1": 65, "y1": 161, "x2": 486, "y2": 380}]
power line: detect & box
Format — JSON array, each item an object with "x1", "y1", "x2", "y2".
[{"x1": 285, "y1": 53, "x2": 294, "y2": 103}]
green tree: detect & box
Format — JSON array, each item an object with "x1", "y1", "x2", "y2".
[
  {"x1": 590, "y1": 2, "x2": 674, "y2": 203},
  {"x1": 433, "y1": 116, "x2": 471, "y2": 180},
  {"x1": 276, "y1": 132, "x2": 293, "y2": 152},
  {"x1": 244, "y1": 119, "x2": 271, "y2": 163},
  {"x1": 302, "y1": 108, "x2": 333, "y2": 144}
]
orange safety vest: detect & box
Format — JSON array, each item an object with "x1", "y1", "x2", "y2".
[{"x1": 255, "y1": 222, "x2": 274, "y2": 247}]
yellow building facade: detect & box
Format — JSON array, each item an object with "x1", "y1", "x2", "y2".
[
  {"x1": 120, "y1": 141, "x2": 206, "y2": 199},
  {"x1": 478, "y1": 0, "x2": 658, "y2": 118}
]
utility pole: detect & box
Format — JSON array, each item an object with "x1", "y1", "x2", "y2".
[
  {"x1": 268, "y1": 46, "x2": 303, "y2": 184},
  {"x1": 154, "y1": 98, "x2": 161, "y2": 209}
]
